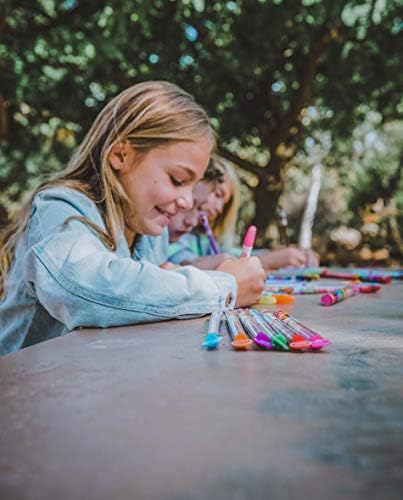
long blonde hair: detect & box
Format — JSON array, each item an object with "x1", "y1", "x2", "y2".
[
  {"x1": 210, "y1": 156, "x2": 241, "y2": 249},
  {"x1": 0, "y1": 81, "x2": 215, "y2": 297}
]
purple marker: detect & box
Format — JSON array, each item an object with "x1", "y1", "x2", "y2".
[
  {"x1": 236, "y1": 309, "x2": 273, "y2": 349},
  {"x1": 200, "y1": 211, "x2": 219, "y2": 255}
]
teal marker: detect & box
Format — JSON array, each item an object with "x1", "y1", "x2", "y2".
[
  {"x1": 202, "y1": 309, "x2": 223, "y2": 349},
  {"x1": 250, "y1": 309, "x2": 289, "y2": 351}
]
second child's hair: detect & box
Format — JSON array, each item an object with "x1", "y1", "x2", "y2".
[
  {"x1": 202, "y1": 157, "x2": 225, "y2": 186},
  {"x1": 210, "y1": 156, "x2": 241, "y2": 249},
  {"x1": 0, "y1": 81, "x2": 215, "y2": 298}
]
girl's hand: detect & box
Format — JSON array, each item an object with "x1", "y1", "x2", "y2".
[
  {"x1": 217, "y1": 256, "x2": 265, "y2": 307},
  {"x1": 303, "y1": 249, "x2": 319, "y2": 267},
  {"x1": 188, "y1": 253, "x2": 235, "y2": 270},
  {"x1": 159, "y1": 262, "x2": 180, "y2": 270},
  {"x1": 258, "y1": 247, "x2": 319, "y2": 270}
]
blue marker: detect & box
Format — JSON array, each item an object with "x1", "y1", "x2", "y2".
[{"x1": 202, "y1": 309, "x2": 223, "y2": 349}]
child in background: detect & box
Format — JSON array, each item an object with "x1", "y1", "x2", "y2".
[
  {"x1": 167, "y1": 158, "x2": 233, "y2": 269},
  {"x1": 0, "y1": 82, "x2": 265, "y2": 355},
  {"x1": 168, "y1": 155, "x2": 319, "y2": 269}
]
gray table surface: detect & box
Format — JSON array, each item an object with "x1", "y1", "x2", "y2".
[{"x1": 1, "y1": 282, "x2": 402, "y2": 500}]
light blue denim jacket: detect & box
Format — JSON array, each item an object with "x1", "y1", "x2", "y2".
[{"x1": 0, "y1": 188, "x2": 236, "y2": 356}]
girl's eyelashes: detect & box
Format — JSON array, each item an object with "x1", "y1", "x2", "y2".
[{"x1": 170, "y1": 175, "x2": 184, "y2": 187}]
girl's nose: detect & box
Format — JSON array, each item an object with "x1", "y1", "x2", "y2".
[
  {"x1": 177, "y1": 190, "x2": 193, "y2": 211},
  {"x1": 184, "y1": 208, "x2": 199, "y2": 230},
  {"x1": 215, "y1": 198, "x2": 225, "y2": 215}
]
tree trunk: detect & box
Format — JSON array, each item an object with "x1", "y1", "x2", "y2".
[
  {"x1": 253, "y1": 155, "x2": 285, "y2": 246},
  {"x1": 386, "y1": 198, "x2": 403, "y2": 257},
  {"x1": 0, "y1": 94, "x2": 8, "y2": 138}
]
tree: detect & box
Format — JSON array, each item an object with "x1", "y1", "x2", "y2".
[{"x1": 1, "y1": 0, "x2": 402, "y2": 244}]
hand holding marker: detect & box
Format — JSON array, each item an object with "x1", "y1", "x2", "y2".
[
  {"x1": 240, "y1": 225, "x2": 289, "y2": 306},
  {"x1": 201, "y1": 224, "x2": 257, "y2": 348},
  {"x1": 240, "y1": 225, "x2": 257, "y2": 258}
]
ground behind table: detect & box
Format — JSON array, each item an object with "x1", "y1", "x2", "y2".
[{"x1": 0, "y1": 282, "x2": 402, "y2": 500}]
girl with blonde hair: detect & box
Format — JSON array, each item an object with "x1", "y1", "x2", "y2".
[
  {"x1": 167, "y1": 156, "x2": 240, "y2": 267},
  {"x1": 206, "y1": 155, "x2": 241, "y2": 250},
  {"x1": 168, "y1": 155, "x2": 319, "y2": 269},
  {"x1": 0, "y1": 81, "x2": 265, "y2": 355}
]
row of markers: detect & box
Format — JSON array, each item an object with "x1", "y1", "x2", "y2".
[
  {"x1": 259, "y1": 267, "x2": 402, "y2": 306},
  {"x1": 259, "y1": 283, "x2": 381, "y2": 306},
  {"x1": 202, "y1": 308, "x2": 331, "y2": 352}
]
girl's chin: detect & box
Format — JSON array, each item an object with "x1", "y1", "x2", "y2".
[
  {"x1": 136, "y1": 213, "x2": 170, "y2": 236},
  {"x1": 143, "y1": 221, "x2": 166, "y2": 236}
]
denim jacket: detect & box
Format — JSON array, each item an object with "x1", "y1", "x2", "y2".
[{"x1": 0, "y1": 188, "x2": 236, "y2": 356}]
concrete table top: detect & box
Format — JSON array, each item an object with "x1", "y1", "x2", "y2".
[{"x1": 0, "y1": 282, "x2": 402, "y2": 500}]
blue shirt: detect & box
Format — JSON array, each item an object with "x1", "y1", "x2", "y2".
[
  {"x1": 168, "y1": 233, "x2": 215, "y2": 264},
  {"x1": 168, "y1": 233, "x2": 243, "y2": 265},
  {"x1": 0, "y1": 188, "x2": 236, "y2": 356}
]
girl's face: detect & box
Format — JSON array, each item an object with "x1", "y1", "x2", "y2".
[
  {"x1": 168, "y1": 180, "x2": 213, "y2": 243},
  {"x1": 111, "y1": 138, "x2": 211, "y2": 237},
  {"x1": 200, "y1": 172, "x2": 233, "y2": 220}
]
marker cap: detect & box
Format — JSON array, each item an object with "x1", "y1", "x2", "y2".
[{"x1": 243, "y1": 225, "x2": 257, "y2": 248}]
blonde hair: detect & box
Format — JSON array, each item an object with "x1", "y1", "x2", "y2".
[
  {"x1": 210, "y1": 156, "x2": 241, "y2": 249},
  {"x1": 0, "y1": 81, "x2": 215, "y2": 298}
]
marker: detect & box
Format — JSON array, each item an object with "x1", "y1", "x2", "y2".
[
  {"x1": 320, "y1": 269, "x2": 392, "y2": 284},
  {"x1": 273, "y1": 309, "x2": 331, "y2": 350},
  {"x1": 258, "y1": 293, "x2": 277, "y2": 305},
  {"x1": 358, "y1": 284, "x2": 381, "y2": 293},
  {"x1": 225, "y1": 310, "x2": 253, "y2": 349},
  {"x1": 290, "y1": 284, "x2": 340, "y2": 295},
  {"x1": 270, "y1": 294, "x2": 295, "y2": 304},
  {"x1": 236, "y1": 309, "x2": 273, "y2": 349},
  {"x1": 263, "y1": 285, "x2": 294, "y2": 294},
  {"x1": 249, "y1": 309, "x2": 289, "y2": 350},
  {"x1": 266, "y1": 273, "x2": 320, "y2": 281},
  {"x1": 260, "y1": 310, "x2": 311, "y2": 351},
  {"x1": 321, "y1": 285, "x2": 360, "y2": 306},
  {"x1": 202, "y1": 309, "x2": 223, "y2": 349},
  {"x1": 199, "y1": 211, "x2": 220, "y2": 255},
  {"x1": 389, "y1": 270, "x2": 403, "y2": 280},
  {"x1": 240, "y1": 225, "x2": 257, "y2": 258}
]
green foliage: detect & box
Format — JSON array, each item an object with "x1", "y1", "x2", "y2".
[{"x1": 0, "y1": 0, "x2": 402, "y2": 251}]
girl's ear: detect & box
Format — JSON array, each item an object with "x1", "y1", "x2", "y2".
[{"x1": 108, "y1": 141, "x2": 133, "y2": 172}]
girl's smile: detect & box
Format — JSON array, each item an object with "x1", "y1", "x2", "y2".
[{"x1": 109, "y1": 138, "x2": 212, "y2": 244}]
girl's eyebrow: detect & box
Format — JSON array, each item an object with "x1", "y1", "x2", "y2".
[{"x1": 173, "y1": 165, "x2": 203, "y2": 182}]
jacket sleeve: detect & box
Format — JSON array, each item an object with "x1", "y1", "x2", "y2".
[{"x1": 23, "y1": 189, "x2": 237, "y2": 330}]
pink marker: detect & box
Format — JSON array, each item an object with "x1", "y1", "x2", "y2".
[
  {"x1": 321, "y1": 285, "x2": 360, "y2": 306},
  {"x1": 240, "y1": 225, "x2": 257, "y2": 258}
]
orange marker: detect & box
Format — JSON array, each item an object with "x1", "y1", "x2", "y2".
[
  {"x1": 270, "y1": 294, "x2": 295, "y2": 304},
  {"x1": 225, "y1": 311, "x2": 253, "y2": 349}
]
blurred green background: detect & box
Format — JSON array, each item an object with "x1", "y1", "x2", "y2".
[{"x1": 1, "y1": 0, "x2": 402, "y2": 265}]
